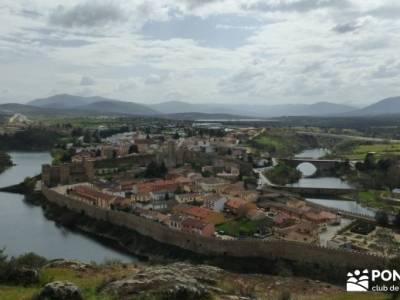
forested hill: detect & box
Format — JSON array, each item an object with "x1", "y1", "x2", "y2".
[{"x1": 0, "y1": 128, "x2": 64, "y2": 151}]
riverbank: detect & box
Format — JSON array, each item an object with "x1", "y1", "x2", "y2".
[
  {"x1": 0, "y1": 151, "x2": 12, "y2": 174},
  {"x1": 0, "y1": 176, "x2": 38, "y2": 194}
]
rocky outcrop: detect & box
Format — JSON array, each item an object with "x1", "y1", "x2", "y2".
[
  {"x1": 38, "y1": 281, "x2": 82, "y2": 300},
  {"x1": 45, "y1": 259, "x2": 94, "y2": 272},
  {"x1": 103, "y1": 263, "x2": 223, "y2": 300}
]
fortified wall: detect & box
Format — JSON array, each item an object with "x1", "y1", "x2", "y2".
[{"x1": 42, "y1": 187, "x2": 388, "y2": 269}]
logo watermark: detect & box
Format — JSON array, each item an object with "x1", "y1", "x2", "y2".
[
  {"x1": 347, "y1": 269, "x2": 369, "y2": 291},
  {"x1": 347, "y1": 269, "x2": 400, "y2": 292}
]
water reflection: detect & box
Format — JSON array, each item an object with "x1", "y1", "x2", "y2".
[
  {"x1": 306, "y1": 198, "x2": 376, "y2": 217},
  {"x1": 295, "y1": 148, "x2": 330, "y2": 159}
]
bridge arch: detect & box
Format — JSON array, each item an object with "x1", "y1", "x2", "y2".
[
  {"x1": 279, "y1": 158, "x2": 345, "y2": 173},
  {"x1": 296, "y1": 162, "x2": 317, "y2": 177}
]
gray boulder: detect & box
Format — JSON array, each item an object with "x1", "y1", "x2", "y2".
[
  {"x1": 38, "y1": 281, "x2": 82, "y2": 300},
  {"x1": 103, "y1": 262, "x2": 223, "y2": 299},
  {"x1": 45, "y1": 259, "x2": 94, "y2": 272}
]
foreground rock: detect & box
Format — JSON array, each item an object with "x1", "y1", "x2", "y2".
[
  {"x1": 45, "y1": 259, "x2": 94, "y2": 272},
  {"x1": 38, "y1": 281, "x2": 82, "y2": 300},
  {"x1": 103, "y1": 262, "x2": 223, "y2": 300}
]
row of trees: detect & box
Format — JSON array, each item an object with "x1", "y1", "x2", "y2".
[{"x1": 354, "y1": 153, "x2": 400, "y2": 190}]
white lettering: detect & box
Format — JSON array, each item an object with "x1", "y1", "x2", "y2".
[
  {"x1": 372, "y1": 270, "x2": 381, "y2": 281},
  {"x1": 381, "y1": 270, "x2": 392, "y2": 281},
  {"x1": 393, "y1": 271, "x2": 400, "y2": 281}
]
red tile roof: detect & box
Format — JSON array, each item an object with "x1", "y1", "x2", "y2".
[{"x1": 71, "y1": 185, "x2": 114, "y2": 202}]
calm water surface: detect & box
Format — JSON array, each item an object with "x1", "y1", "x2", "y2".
[
  {"x1": 306, "y1": 198, "x2": 376, "y2": 217},
  {"x1": 288, "y1": 148, "x2": 353, "y2": 189},
  {"x1": 295, "y1": 148, "x2": 330, "y2": 159},
  {"x1": 0, "y1": 152, "x2": 135, "y2": 262}
]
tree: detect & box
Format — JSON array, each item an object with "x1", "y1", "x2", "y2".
[
  {"x1": 144, "y1": 161, "x2": 168, "y2": 178},
  {"x1": 83, "y1": 130, "x2": 92, "y2": 143},
  {"x1": 394, "y1": 212, "x2": 400, "y2": 230},
  {"x1": 129, "y1": 144, "x2": 138, "y2": 154},
  {"x1": 363, "y1": 153, "x2": 376, "y2": 171},
  {"x1": 159, "y1": 162, "x2": 168, "y2": 177},
  {"x1": 375, "y1": 210, "x2": 389, "y2": 227},
  {"x1": 387, "y1": 165, "x2": 400, "y2": 190}
]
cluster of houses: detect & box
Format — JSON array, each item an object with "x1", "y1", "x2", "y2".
[
  {"x1": 52, "y1": 126, "x2": 342, "y2": 244},
  {"x1": 62, "y1": 165, "x2": 340, "y2": 243}
]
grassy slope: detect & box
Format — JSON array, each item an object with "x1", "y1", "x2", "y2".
[
  {"x1": 0, "y1": 266, "x2": 392, "y2": 300},
  {"x1": 340, "y1": 143, "x2": 400, "y2": 160},
  {"x1": 0, "y1": 266, "x2": 133, "y2": 300}
]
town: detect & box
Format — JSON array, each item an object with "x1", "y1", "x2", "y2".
[{"x1": 34, "y1": 117, "x2": 399, "y2": 259}]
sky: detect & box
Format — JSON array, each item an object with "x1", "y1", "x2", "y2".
[{"x1": 1, "y1": 0, "x2": 400, "y2": 106}]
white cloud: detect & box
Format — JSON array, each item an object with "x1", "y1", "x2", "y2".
[
  {"x1": 80, "y1": 76, "x2": 95, "y2": 86},
  {"x1": 1, "y1": 0, "x2": 400, "y2": 106}
]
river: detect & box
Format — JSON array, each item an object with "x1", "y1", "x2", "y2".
[
  {"x1": 306, "y1": 198, "x2": 376, "y2": 217},
  {"x1": 289, "y1": 148, "x2": 353, "y2": 189},
  {"x1": 0, "y1": 152, "x2": 136, "y2": 263},
  {"x1": 291, "y1": 148, "x2": 376, "y2": 216}
]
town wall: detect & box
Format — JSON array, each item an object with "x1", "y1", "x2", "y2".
[
  {"x1": 278, "y1": 186, "x2": 356, "y2": 197},
  {"x1": 42, "y1": 187, "x2": 388, "y2": 269}
]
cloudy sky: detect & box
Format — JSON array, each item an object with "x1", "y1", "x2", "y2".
[{"x1": 1, "y1": 0, "x2": 400, "y2": 106}]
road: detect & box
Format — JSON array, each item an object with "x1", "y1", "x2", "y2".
[{"x1": 253, "y1": 166, "x2": 276, "y2": 189}]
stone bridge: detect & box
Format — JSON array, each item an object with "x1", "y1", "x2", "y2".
[{"x1": 279, "y1": 158, "x2": 346, "y2": 172}]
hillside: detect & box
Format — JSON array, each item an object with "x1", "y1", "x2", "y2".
[
  {"x1": 15, "y1": 93, "x2": 400, "y2": 118},
  {"x1": 352, "y1": 96, "x2": 400, "y2": 116},
  {"x1": 0, "y1": 256, "x2": 371, "y2": 300},
  {"x1": 78, "y1": 100, "x2": 158, "y2": 116},
  {"x1": 28, "y1": 94, "x2": 101, "y2": 109},
  {"x1": 161, "y1": 112, "x2": 253, "y2": 120},
  {"x1": 28, "y1": 94, "x2": 159, "y2": 116},
  {"x1": 0, "y1": 103, "x2": 52, "y2": 115},
  {"x1": 151, "y1": 101, "x2": 356, "y2": 117}
]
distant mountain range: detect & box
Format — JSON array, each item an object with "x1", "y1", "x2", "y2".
[
  {"x1": 28, "y1": 94, "x2": 157, "y2": 115},
  {"x1": 346, "y1": 96, "x2": 400, "y2": 116},
  {"x1": 0, "y1": 94, "x2": 400, "y2": 119}
]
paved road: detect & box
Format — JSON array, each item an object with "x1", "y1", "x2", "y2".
[{"x1": 254, "y1": 168, "x2": 276, "y2": 189}]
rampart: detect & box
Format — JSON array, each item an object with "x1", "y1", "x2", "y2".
[
  {"x1": 42, "y1": 187, "x2": 388, "y2": 269},
  {"x1": 279, "y1": 186, "x2": 357, "y2": 197}
]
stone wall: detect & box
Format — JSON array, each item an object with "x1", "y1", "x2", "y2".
[{"x1": 42, "y1": 187, "x2": 388, "y2": 269}]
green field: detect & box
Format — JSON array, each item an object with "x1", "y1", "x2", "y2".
[
  {"x1": 216, "y1": 218, "x2": 263, "y2": 237},
  {"x1": 344, "y1": 190, "x2": 400, "y2": 211},
  {"x1": 248, "y1": 131, "x2": 311, "y2": 157},
  {"x1": 0, "y1": 266, "x2": 125, "y2": 300},
  {"x1": 343, "y1": 143, "x2": 400, "y2": 160}
]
